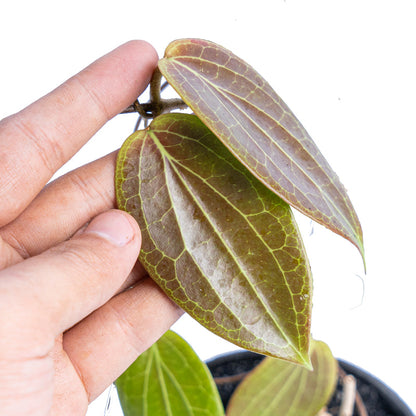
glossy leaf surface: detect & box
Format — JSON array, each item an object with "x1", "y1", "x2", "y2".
[
  {"x1": 116, "y1": 113, "x2": 312, "y2": 364},
  {"x1": 159, "y1": 38, "x2": 364, "y2": 260},
  {"x1": 115, "y1": 330, "x2": 223, "y2": 416},
  {"x1": 226, "y1": 340, "x2": 338, "y2": 416}
]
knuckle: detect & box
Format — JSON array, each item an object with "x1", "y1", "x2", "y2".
[
  {"x1": 107, "y1": 302, "x2": 147, "y2": 356},
  {"x1": 70, "y1": 74, "x2": 111, "y2": 122},
  {"x1": 10, "y1": 113, "x2": 66, "y2": 176},
  {"x1": 51, "y1": 241, "x2": 114, "y2": 277},
  {"x1": 66, "y1": 170, "x2": 113, "y2": 214}
]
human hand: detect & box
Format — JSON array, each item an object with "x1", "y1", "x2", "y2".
[{"x1": 0, "y1": 41, "x2": 183, "y2": 416}]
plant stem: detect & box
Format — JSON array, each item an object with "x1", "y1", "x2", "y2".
[
  {"x1": 213, "y1": 371, "x2": 251, "y2": 386},
  {"x1": 149, "y1": 67, "x2": 163, "y2": 108},
  {"x1": 338, "y1": 367, "x2": 368, "y2": 416},
  {"x1": 120, "y1": 68, "x2": 188, "y2": 122},
  {"x1": 339, "y1": 375, "x2": 356, "y2": 416}
]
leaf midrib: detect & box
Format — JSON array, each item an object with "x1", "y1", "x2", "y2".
[
  {"x1": 166, "y1": 57, "x2": 324, "y2": 194},
  {"x1": 164, "y1": 57, "x2": 361, "y2": 247},
  {"x1": 147, "y1": 124, "x2": 303, "y2": 357},
  {"x1": 153, "y1": 346, "x2": 174, "y2": 416}
]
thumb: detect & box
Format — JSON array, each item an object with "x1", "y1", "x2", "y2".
[{"x1": 0, "y1": 209, "x2": 142, "y2": 355}]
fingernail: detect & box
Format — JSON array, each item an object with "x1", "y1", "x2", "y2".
[{"x1": 84, "y1": 210, "x2": 136, "y2": 247}]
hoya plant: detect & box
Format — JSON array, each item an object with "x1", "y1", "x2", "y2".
[{"x1": 113, "y1": 38, "x2": 364, "y2": 415}]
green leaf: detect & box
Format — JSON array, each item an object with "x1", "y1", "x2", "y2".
[
  {"x1": 158, "y1": 38, "x2": 364, "y2": 262},
  {"x1": 115, "y1": 330, "x2": 224, "y2": 416},
  {"x1": 116, "y1": 113, "x2": 312, "y2": 365},
  {"x1": 226, "y1": 340, "x2": 338, "y2": 416}
]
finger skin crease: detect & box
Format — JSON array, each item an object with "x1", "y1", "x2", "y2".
[
  {"x1": 64, "y1": 169, "x2": 115, "y2": 218},
  {"x1": 10, "y1": 113, "x2": 67, "y2": 178},
  {"x1": 104, "y1": 297, "x2": 148, "y2": 358},
  {"x1": 0, "y1": 155, "x2": 116, "y2": 260},
  {"x1": 0, "y1": 233, "x2": 27, "y2": 263},
  {"x1": 70, "y1": 74, "x2": 111, "y2": 123},
  {"x1": 58, "y1": 348, "x2": 91, "y2": 405}
]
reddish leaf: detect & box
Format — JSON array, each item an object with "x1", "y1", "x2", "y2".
[
  {"x1": 116, "y1": 113, "x2": 312, "y2": 365},
  {"x1": 159, "y1": 38, "x2": 364, "y2": 261}
]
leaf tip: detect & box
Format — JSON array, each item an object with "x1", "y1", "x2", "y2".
[
  {"x1": 350, "y1": 231, "x2": 366, "y2": 273},
  {"x1": 358, "y1": 239, "x2": 367, "y2": 274}
]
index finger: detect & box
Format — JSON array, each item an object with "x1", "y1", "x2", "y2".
[{"x1": 0, "y1": 40, "x2": 158, "y2": 227}]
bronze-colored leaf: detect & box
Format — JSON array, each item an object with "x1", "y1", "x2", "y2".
[
  {"x1": 116, "y1": 113, "x2": 312, "y2": 365},
  {"x1": 158, "y1": 38, "x2": 364, "y2": 261},
  {"x1": 226, "y1": 340, "x2": 338, "y2": 416}
]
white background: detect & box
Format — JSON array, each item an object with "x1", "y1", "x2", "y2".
[{"x1": 1, "y1": 0, "x2": 415, "y2": 414}]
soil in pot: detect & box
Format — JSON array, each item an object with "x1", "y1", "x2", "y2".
[{"x1": 206, "y1": 351, "x2": 414, "y2": 416}]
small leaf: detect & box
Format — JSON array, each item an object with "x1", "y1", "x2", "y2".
[
  {"x1": 116, "y1": 113, "x2": 312, "y2": 365},
  {"x1": 159, "y1": 38, "x2": 364, "y2": 261},
  {"x1": 226, "y1": 340, "x2": 338, "y2": 416},
  {"x1": 115, "y1": 330, "x2": 224, "y2": 416}
]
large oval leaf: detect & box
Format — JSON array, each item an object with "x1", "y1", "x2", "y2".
[
  {"x1": 226, "y1": 340, "x2": 338, "y2": 416},
  {"x1": 115, "y1": 330, "x2": 224, "y2": 416},
  {"x1": 158, "y1": 38, "x2": 364, "y2": 261},
  {"x1": 116, "y1": 113, "x2": 312, "y2": 365}
]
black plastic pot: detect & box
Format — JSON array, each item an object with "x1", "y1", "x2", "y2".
[{"x1": 206, "y1": 351, "x2": 414, "y2": 416}]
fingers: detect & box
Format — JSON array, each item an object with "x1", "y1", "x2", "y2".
[
  {"x1": 0, "y1": 152, "x2": 118, "y2": 258},
  {"x1": 0, "y1": 40, "x2": 158, "y2": 227},
  {"x1": 0, "y1": 151, "x2": 148, "y2": 285},
  {"x1": 0, "y1": 151, "x2": 147, "y2": 285},
  {"x1": 0, "y1": 236, "x2": 23, "y2": 269},
  {"x1": 0, "y1": 209, "x2": 141, "y2": 358},
  {"x1": 62, "y1": 278, "x2": 183, "y2": 401}
]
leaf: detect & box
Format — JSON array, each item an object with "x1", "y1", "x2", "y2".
[
  {"x1": 116, "y1": 113, "x2": 312, "y2": 365},
  {"x1": 226, "y1": 340, "x2": 338, "y2": 416},
  {"x1": 158, "y1": 38, "x2": 365, "y2": 262},
  {"x1": 115, "y1": 330, "x2": 224, "y2": 416}
]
